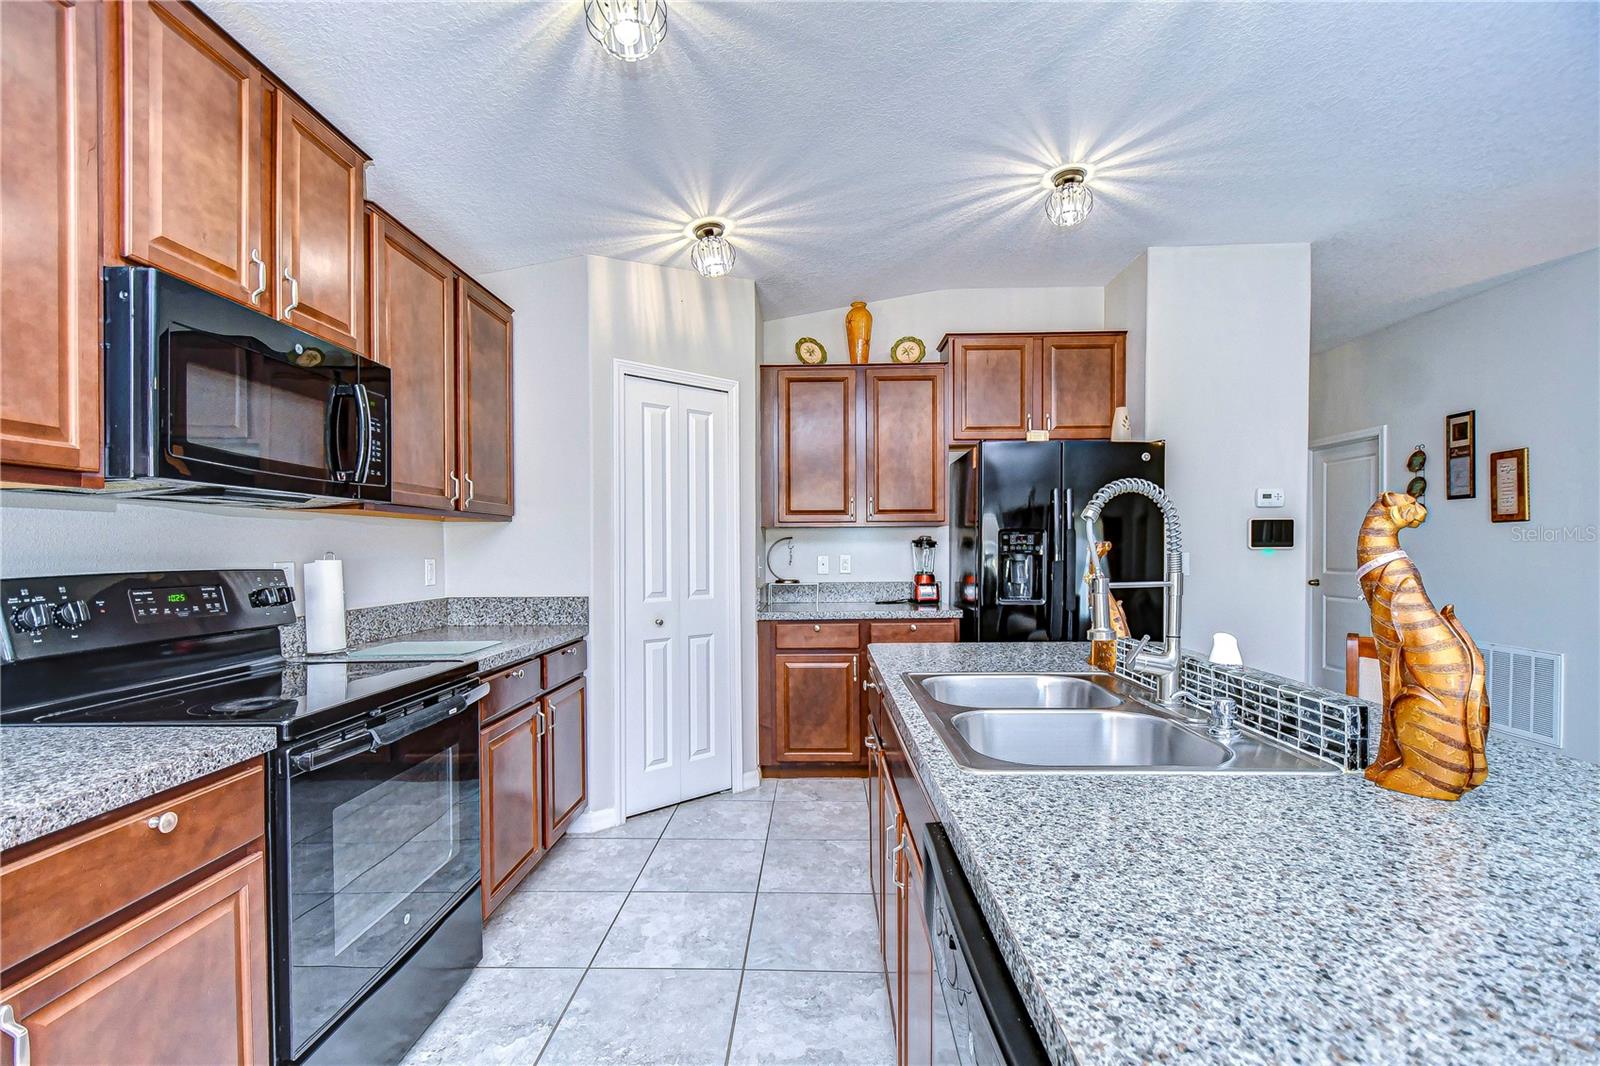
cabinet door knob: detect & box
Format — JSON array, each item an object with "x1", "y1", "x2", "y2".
[
  {"x1": 147, "y1": 811, "x2": 179, "y2": 834},
  {"x1": 910, "y1": 624, "x2": 918, "y2": 631},
  {"x1": 812, "y1": 624, "x2": 821, "y2": 632},
  {"x1": 512, "y1": 668, "x2": 524, "y2": 679}
]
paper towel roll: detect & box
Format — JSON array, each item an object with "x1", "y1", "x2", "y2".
[{"x1": 304, "y1": 558, "x2": 347, "y2": 654}]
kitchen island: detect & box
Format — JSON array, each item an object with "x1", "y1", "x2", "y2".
[{"x1": 867, "y1": 641, "x2": 1600, "y2": 1065}]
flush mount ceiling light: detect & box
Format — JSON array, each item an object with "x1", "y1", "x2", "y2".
[
  {"x1": 584, "y1": 0, "x2": 667, "y2": 63},
  {"x1": 1044, "y1": 165, "x2": 1094, "y2": 230},
  {"x1": 689, "y1": 219, "x2": 735, "y2": 279}
]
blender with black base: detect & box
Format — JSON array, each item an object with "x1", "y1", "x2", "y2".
[{"x1": 911, "y1": 535, "x2": 941, "y2": 605}]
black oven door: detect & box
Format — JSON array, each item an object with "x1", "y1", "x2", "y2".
[{"x1": 275, "y1": 685, "x2": 483, "y2": 1061}]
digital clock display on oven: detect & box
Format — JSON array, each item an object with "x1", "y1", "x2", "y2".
[{"x1": 128, "y1": 584, "x2": 228, "y2": 623}]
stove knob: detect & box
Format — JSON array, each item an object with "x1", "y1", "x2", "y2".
[
  {"x1": 10, "y1": 602, "x2": 52, "y2": 635},
  {"x1": 53, "y1": 599, "x2": 90, "y2": 630}
]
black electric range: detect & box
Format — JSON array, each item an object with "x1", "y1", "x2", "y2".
[{"x1": 1, "y1": 569, "x2": 486, "y2": 1066}]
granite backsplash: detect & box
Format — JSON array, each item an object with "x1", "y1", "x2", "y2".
[
  {"x1": 761, "y1": 581, "x2": 915, "y2": 606},
  {"x1": 279, "y1": 596, "x2": 588, "y2": 657}
]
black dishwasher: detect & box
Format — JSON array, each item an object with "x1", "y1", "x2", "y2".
[{"x1": 924, "y1": 823, "x2": 1054, "y2": 1066}]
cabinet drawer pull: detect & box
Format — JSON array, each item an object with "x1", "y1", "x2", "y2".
[
  {"x1": 0, "y1": 1004, "x2": 29, "y2": 1066},
  {"x1": 464, "y1": 475, "x2": 476, "y2": 506},
  {"x1": 892, "y1": 838, "x2": 907, "y2": 890},
  {"x1": 535, "y1": 708, "x2": 547, "y2": 737},
  {"x1": 851, "y1": 655, "x2": 858, "y2": 683},
  {"x1": 147, "y1": 811, "x2": 179, "y2": 834},
  {"x1": 449, "y1": 471, "x2": 461, "y2": 505},
  {"x1": 511, "y1": 668, "x2": 525, "y2": 679}
]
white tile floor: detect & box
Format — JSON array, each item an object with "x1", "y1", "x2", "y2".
[{"x1": 401, "y1": 777, "x2": 895, "y2": 1066}]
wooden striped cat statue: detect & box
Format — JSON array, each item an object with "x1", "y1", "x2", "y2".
[{"x1": 1357, "y1": 492, "x2": 1489, "y2": 800}]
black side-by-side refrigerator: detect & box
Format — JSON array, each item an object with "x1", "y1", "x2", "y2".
[{"x1": 949, "y1": 441, "x2": 1167, "y2": 642}]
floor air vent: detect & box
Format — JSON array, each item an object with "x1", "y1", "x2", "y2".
[{"x1": 1481, "y1": 642, "x2": 1563, "y2": 747}]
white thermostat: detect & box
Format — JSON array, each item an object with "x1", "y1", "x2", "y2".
[{"x1": 1255, "y1": 488, "x2": 1285, "y2": 508}]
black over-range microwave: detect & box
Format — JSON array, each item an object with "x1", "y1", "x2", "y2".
[{"x1": 102, "y1": 266, "x2": 390, "y2": 507}]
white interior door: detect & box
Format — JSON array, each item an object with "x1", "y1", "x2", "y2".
[
  {"x1": 1309, "y1": 433, "x2": 1383, "y2": 691},
  {"x1": 622, "y1": 374, "x2": 734, "y2": 814}
]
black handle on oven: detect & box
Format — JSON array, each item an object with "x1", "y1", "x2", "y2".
[{"x1": 367, "y1": 682, "x2": 490, "y2": 748}]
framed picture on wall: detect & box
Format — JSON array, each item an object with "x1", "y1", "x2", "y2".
[
  {"x1": 1445, "y1": 410, "x2": 1475, "y2": 499},
  {"x1": 1490, "y1": 448, "x2": 1529, "y2": 522}
]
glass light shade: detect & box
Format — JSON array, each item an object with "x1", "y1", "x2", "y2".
[
  {"x1": 1045, "y1": 177, "x2": 1094, "y2": 229},
  {"x1": 584, "y1": 0, "x2": 667, "y2": 63},
  {"x1": 690, "y1": 228, "x2": 736, "y2": 279}
]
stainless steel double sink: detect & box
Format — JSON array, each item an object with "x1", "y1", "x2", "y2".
[{"x1": 904, "y1": 672, "x2": 1338, "y2": 775}]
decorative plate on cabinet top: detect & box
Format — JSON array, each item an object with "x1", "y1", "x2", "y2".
[
  {"x1": 794, "y1": 337, "x2": 827, "y2": 364},
  {"x1": 889, "y1": 336, "x2": 926, "y2": 364}
]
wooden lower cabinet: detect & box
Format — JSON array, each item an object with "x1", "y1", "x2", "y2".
[
  {"x1": 479, "y1": 645, "x2": 588, "y2": 918},
  {"x1": 0, "y1": 763, "x2": 270, "y2": 1065},
  {"x1": 480, "y1": 702, "x2": 543, "y2": 917},
  {"x1": 543, "y1": 678, "x2": 588, "y2": 847},
  {"x1": 772, "y1": 653, "x2": 861, "y2": 764},
  {"x1": 761, "y1": 619, "x2": 958, "y2": 774},
  {"x1": 1, "y1": 851, "x2": 270, "y2": 1066},
  {"x1": 901, "y1": 840, "x2": 936, "y2": 1065}
]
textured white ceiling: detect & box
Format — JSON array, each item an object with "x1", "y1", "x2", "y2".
[{"x1": 201, "y1": 1, "x2": 1597, "y2": 349}]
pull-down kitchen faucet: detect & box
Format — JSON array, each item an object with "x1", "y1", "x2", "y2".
[{"x1": 1079, "y1": 478, "x2": 1192, "y2": 714}]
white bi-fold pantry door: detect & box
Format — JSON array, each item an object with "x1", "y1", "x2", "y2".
[{"x1": 621, "y1": 373, "x2": 735, "y2": 814}]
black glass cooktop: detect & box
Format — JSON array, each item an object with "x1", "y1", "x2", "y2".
[{"x1": 8, "y1": 656, "x2": 476, "y2": 741}]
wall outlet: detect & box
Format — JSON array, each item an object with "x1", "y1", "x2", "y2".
[
  {"x1": 838, "y1": 553, "x2": 852, "y2": 574},
  {"x1": 816, "y1": 555, "x2": 830, "y2": 575},
  {"x1": 424, "y1": 558, "x2": 437, "y2": 587}
]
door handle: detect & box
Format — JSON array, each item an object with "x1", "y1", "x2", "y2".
[
  {"x1": 654, "y1": 618, "x2": 665, "y2": 627},
  {"x1": 0, "y1": 1004, "x2": 29, "y2": 1066},
  {"x1": 282, "y1": 267, "x2": 300, "y2": 317},
  {"x1": 1307, "y1": 579, "x2": 1321, "y2": 587},
  {"x1": 1051, "y1": 488, "x2": 1064, "y2": 563},
  {"x1": 249, "y1": 248, "x2": 267, "y2": 305}
]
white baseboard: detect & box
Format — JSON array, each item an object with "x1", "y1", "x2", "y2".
[
  {"x1": 738, "y1": 769, "x2": 763, "y2": 792},
  {"x1": 567, "y1": 806, "x2": 622, "y2": 834}
]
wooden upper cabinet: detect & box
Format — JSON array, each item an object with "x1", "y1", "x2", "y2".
[
  {"x1": 1041, "y1": 333, "x2": 1126, "y2": 438},
  {"x1": 946, "y1": 331, "x2": 1127, "y2": 442},
  {"x1": 946, "y1": 335, "x2": 1039, "y2": 440},
  {"x1": 457, "y1": 277, "x2": 515, "y2": 516},
  {"x1": 367, "y1": 207, "x2": 457, "y2": 510},
  {"x1": 275, "y1": 92, "x2": 366, "y2": 351},
  {"x1": 1, "y1": 0, "x2": 102, "y2": 476},
  {"x1": 122, "y1": 1, "x2": 268, "y2": 310},
  {"x1": 771, "y1": 652, "x2": 862, "y2": 763},
  {"x1": 766, "y1": 368, "x2": 857, "y2": 524},
  {"x1": 863, "y1": 366, "x2": 946, "y2": 524}
]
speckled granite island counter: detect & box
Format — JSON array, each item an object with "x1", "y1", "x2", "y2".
[
  {"x1": 0, "y1": 725, "x2": 277, "y2": 850},
  {"x1": 866, "y1": 641, "x2": 1600, "y2": 1066}
]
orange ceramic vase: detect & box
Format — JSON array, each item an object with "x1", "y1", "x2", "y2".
[{"x1": 845, "y1": 301, "x2": 872, "y2": 364}]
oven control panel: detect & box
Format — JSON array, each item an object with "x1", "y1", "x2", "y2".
[{"x1": 1, "y1": 569, "x2": 295, "y2": 663}]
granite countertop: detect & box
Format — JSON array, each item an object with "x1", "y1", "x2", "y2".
[
  {"x1": 0, "y1": 726, "x2": 278, "y2": 851},
  {"x1": 301, "y1": 624, "x2": 588, "y2": 674},
  {"x1": 756, "y1": 601, "x2": 962, "y2": 621},
  {"x1": 866, "y1": 641, "x2": 1600, "y2": 1066}
]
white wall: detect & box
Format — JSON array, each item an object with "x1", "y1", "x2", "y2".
[
  {"x1": 1311, "y1": 250, "x2": 1600, "y2": 763},
  {"x1": 1103, "y1": 253, "x2": 1149, "y2": 438},
  {"x1": 446, "y1": 258, "x2": 592, "y2": 596},
  {"x1": 762, "y1": 526, "x2": 945, "y2": 587},
  {"x1": 761, "y1": 286, "x2": 1104, "y2": 364},
  {"x1": 1143, "y1": 244, "x2": 1313, "y2": 679},
  {"x1": 0, "y1": 493, "x2": 445, "y2": 610},
  {"x1": 586, "y1": 256, "x2": 762, "y2": 814}
]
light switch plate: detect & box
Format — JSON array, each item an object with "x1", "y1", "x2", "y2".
[
  {"x1": 816, "y1": 555, "x2": 830, "y2": 575},
  {"x1": 424, "y1": 558, "x2": 437, "y2": 586},
  {"x1": 839, "y1": 554, "x2": 852, "y2": 574}
]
